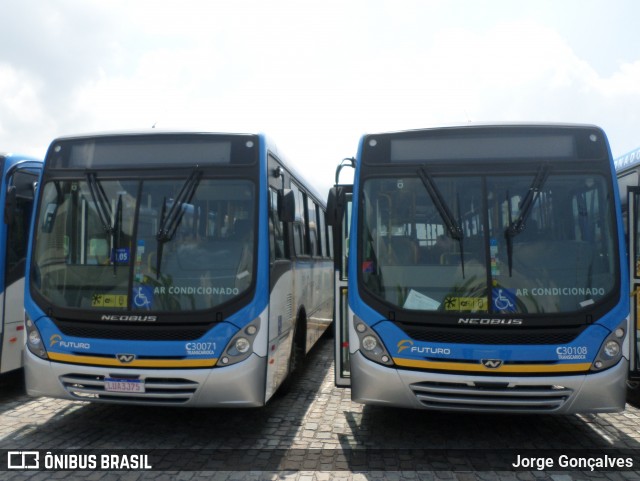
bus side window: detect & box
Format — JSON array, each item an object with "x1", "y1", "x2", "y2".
[
  {"x1": 307, "y1": 197, "x2": 319, "y2": 257},
  {"x1": 291, "y1": 184, "x2": 308, "y2": 257},
  {"x1": 269, "y1": 188, "x2": 286, "y2": 260},
  {"x1": 326, "y1": 215, "x2": 334, "y2": 259},
  {"x1": 318, "y1": 207, "x2": 327, "y2": 257},
  {"x1": 6, "y1": 191, "x2": 33, "y2": 285}
]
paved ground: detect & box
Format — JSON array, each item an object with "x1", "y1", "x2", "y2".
[{"x1": 2, "y1": 337, "x2": 640, "y2": 480}]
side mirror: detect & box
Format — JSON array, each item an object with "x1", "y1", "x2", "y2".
[
  {"x1": 278, "y1": 189, "x2": 296, "y2": 223},
  {"x1": 4, "y1": 186, "x2": 16, "y2": 224},
  {"x1": 4, "y1": 170, "x2": 39, "y2": 224},
  {"x1": 326, "y1": 186, "x2": 348, "y2": 226},
  {"x1": 12, "y1": 171, "x2": 38, "y2": 201},
  {"x1": 326, "y1": 187, "x2": 339, "y2": 226},
  {"x1": 335, "y1": 157, "x2": 355, "y2": 186}
]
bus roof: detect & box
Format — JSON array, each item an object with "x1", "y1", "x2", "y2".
[
  {"x1": 46, "y1": 129, "x2": 255, "y2": 143},
  {"x1": 357, "y1": 123, "x2": 609, "y2": 165},
  {"x1": 43, "y1": 130, "x2": 326, "y2": 206},
  {"x1": 358, "y1": 121, "x2": 604, "y2": 138},
  {"x1": 0, "y1": 152, "x2": 42, "y2": 161}
]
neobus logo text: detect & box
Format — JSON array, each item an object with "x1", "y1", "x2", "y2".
[
  {"x1": 100, "y1": 315, "x2": 157, "y2": 322},
  {"x1": 458, "y1": 318, "x2": 523, "y2": 326}
]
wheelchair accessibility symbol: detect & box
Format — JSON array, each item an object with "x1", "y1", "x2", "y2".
[
  {"x1": 492, "y1": 288, "x2": 517, "y2": 312},
  {"x1": 133, "y1": 286, "x2": 153, "y2": 309}
]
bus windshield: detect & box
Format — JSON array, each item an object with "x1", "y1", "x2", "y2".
[
  {"x1": 359, "y1": 169, "x2": 617, "y2": 315},
  {"x1": 32, "y1": 176, "x2": 255, "y2": 313}
]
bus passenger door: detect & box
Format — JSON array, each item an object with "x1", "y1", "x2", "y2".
[
  {"x1": 1, "y1": 164, "x2": 41, "y2": 374},
  {"x1": 327, "y1": 184, "x2": 352, "y2": 387}
]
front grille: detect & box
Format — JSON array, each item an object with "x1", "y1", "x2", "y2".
[
  {"x1": 60, "y1": 373, "x2": 199, "y2": 405},
  {"x1": 53, "y1": 319, "x2": 214, "y2": 341},
  {"x1": 399, "y1": 323, "x2": 585, "y2": 345},
  {"x1": 410, "y1": 381, "x2": 573, "y2": 412}
]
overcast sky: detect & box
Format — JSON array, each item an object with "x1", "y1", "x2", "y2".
[{"x1": 1, "y1": 0, "x2": 639, "y2": 195}]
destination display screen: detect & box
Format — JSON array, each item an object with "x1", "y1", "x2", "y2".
[
  {"x1": 48, "y1": 134, "x2": 258, "y2": 168},
  {"x1": 390, "y1": 135, "x2": 575, "y2": 162},
  {"x1": 362, "y1": 126, "x2": 608, "y2": 164}
]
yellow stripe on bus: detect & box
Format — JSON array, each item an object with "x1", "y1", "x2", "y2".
[
  {"x1": 48, "y1": 352, "x2": 218, "y2": 368},
  {"x1": 393, "y1": 357, "x2": 591, "y2": 373}
]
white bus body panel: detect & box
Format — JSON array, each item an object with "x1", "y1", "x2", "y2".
[
  {"x1": 25, "y1": 350, "x2": 269, "y2": 407},
  {"x1": 1, "y1": 279, "x2": 25, "y2": 374},
  {"x1": 25, "y1": 307, "x2": 271, "y2": 407},
  {"x1": 349, "y1": 351, "x2": 628, "y2": 414},
  {"x1": 265, "y1": 269, "x2": 295, "y2": 400}
]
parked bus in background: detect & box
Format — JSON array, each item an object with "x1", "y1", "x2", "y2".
[
  {"x1": 327, "y1": 124, "x2": 629, "y2": 413},
  {"x1": 24, "y1": 132, "x2": 333, "y2": 406},
  {"x1": 614, "y1": 145, "x2": 640, "y2": 394},
  {"x1": 0, "y1": 153, "x2": 42, "y2": 374}
]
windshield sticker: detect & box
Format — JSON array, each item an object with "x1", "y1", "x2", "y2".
[
  {"x1": 111, "y1": 247, "x2": 130, "y2": 265},
  {"x1": 403, "y1": 289, "x2": 440, "y2": 310},
  {"x1": 134, "y1": 241, "x2": 145, "y2": 282},
  {"x1": 491, "y1": 260, "x2": 499, "y2": 276},
  {"x1": 152, "y1": 285, "x2": 240, "y2": 296},
  {"x1": 492, "y1": 288, "x2": 517, "y2": 312},
  {"x1": 443, "y1": 296, "x2": 487, "y2": 311},
  {"x1": 490, "y1": 238, "x2": 500, "y2": 276},
  {"x1": 91, "y1": 294, "x2": 128, "y2": 308},
  {"x1": 362, "y1": 260, "x2": 375, "y2": 273},
  {"x1": 516, "y1": 287, "x2": 606, "y2": 297},
  {"x1": 132, "y1": 285, "x2": 154, "y2": 309}
]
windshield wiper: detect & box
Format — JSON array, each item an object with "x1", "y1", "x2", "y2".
[
  {"x1": 87, "y1": 172, "x2": 113, "y2": 235},
  {"x1": 504, "y1": 163, "x2": 551, "y2": 276},
  {"x1": 155, "y1": 168, "x2": 203, "y2": 275},
  {"x1": 86, "y1": 173, "x2": 122, "y2": 274},
  {"x1": 417, "y1": 166, "x2": 465, "y2": 277}
]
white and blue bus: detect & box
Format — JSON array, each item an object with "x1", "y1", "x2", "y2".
[
  {"x1": 614, "y1": 146, "x2": 640, "y2": 392},
  {"x1": 328, "y1": 124, "x2": 630, "y2": 413},
  {"x1": 0, "y1": 153, "x2": 42, "y2": 375},
  {"x1": 24, "y1": 132, "x2": 333, "y2": 406}
]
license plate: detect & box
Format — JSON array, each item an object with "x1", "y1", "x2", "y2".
[{"x1": 104, "y1": 378, "x2": 145, "y2": 393}]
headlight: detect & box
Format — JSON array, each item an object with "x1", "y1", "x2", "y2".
[
  {"x1": 25, "y1": 315, "x2": 48, "y2": 360},
  {"x1": 361, "y1": 336, "x2": 378, "y2": 351},
  {"x1": 28, "y1": 330, "x2": 41, "y2": 345},
  {"x1": 603, "y1": 341, "x2": 620, "y2": 358},
  {"x1": 235, "y1": 337, "x2": 250, "y2": 354},
  {"x1": 354, "y1": 317, "x2": 393, "y2": 366},
  {"x1": 591, "y1": 320, "x2": 626, "y2": 371},
  {"x1": 218, "y1": 318, "x2": 260, "y2": 367}
]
